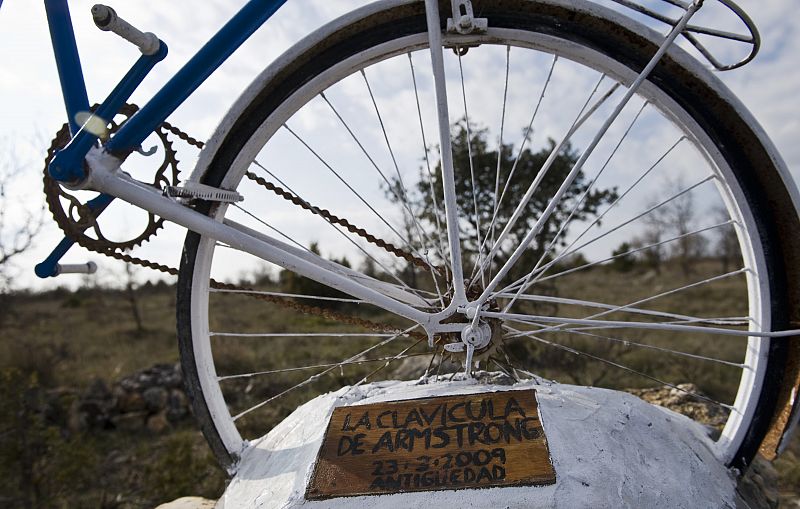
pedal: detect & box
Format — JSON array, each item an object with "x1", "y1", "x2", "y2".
[
  {"x1": 92, "y1": 4, "x2": 161, "y2": 55},
  {"x1": 164, "y1": 181, "x2": 243, "y2": 203}
]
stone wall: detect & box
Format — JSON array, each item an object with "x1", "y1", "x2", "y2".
[{"x1": 68, "y1": 363, "x2": 190, "y2": 434}]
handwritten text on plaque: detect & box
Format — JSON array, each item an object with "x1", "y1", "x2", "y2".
[{"x1": 306, "y1": 389, "x2": 555, "y2": 499}]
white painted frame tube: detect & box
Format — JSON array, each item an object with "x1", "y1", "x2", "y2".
[
  {"x1": 424, "y1": 0, "x2": 467, "y2": 306},
  {"x1": 85, "y1": 155, "x2": 433, "y2": 326}
]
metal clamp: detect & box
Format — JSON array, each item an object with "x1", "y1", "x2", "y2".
[
  {"x1": 164, "y1": 181, "x2": 244, "y2": 203},
  {"x1": 446, "y1": 0, "x2": 487, "y2": 35}
]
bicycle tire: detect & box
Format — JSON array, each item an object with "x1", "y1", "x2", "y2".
[{"x1": 177, "y1": 0, "x2": 800, "y2": 473}]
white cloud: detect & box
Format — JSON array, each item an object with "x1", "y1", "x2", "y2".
[{"x1": 0, "y1": 0, "x2": 796, "y2": 290}]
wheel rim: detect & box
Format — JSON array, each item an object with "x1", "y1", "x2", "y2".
[{"x1": 184, "y1": 24, "x2": 776, "y2": 469}]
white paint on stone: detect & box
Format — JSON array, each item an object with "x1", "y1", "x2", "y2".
[
  {"x1": 217, "y1": 378, "x2": 737, "y2": 508},
  {"x1": 156, "y1": 496, "x2": 216, "y2": 509}
]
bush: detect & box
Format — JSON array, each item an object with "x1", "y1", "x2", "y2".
[{"x1": 0, "y1": 368, "x2": 100, "y2": 508}]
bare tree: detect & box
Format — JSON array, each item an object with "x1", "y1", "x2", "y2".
[
  {"x1": 632, "y1": 228, "x2": 666, "y2": 274},
  {"x1": 123, "y1": 262, "x2": 145, "y2": 335},
  {"x1": 644, "y1": 177, "x2": 707, "y2": 276},
  {"x1": 0, "y1": 152, "x2": 44, "y2": 290},
  {"x1": 711, "y1": 204, "x2": 740, "y2": 272}
]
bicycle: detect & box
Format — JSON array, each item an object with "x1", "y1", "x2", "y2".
[{"x1": 30, "y1": 0, "x2": 800, "y2": 479}]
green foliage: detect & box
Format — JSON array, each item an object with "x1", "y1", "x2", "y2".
[
  {"x1": 1, "y1": 259, "x2": 798, "y2": 504},
  {"x1": 775, "y1": 434, "x2": 800, "y2": 500},
  {"x1": 611, "y1": 242, "x2": 636, "y2": 272},
  {"x1": 395, "y1": 121, "x2": 618, "y2": 279},
  {"x1": 0, "y1": 366, "x2": 226, "y2": 508},
  {"x1": 140, "y1": 432, "x2": 225, "y2": 502},
  {"x1": 279, "y1": 242, "x2": 354, "y2": 309},
  {"x1": 0, "y1": 368, "x2": 99, "y2": 508}
]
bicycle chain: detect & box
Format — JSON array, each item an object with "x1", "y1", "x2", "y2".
[
  {"x1": 163, "y1": 119, "x2": 439, "y2": 275},
  {"x1": 43, "y1": 108, "x2": 431, "y2": 340},
  {"x1": 244, "y1": 172, "x2": 440, "y2": 274}
]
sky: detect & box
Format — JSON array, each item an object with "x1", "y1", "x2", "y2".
[{"x1": 0, "y1": 0, "x2": 797, "y2": 290}]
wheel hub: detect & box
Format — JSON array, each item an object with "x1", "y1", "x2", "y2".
[{"x1": 460, "y1": 322, "x2": 492, "y2": 350}]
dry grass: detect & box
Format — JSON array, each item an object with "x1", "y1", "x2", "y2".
[{"x1": 0, "y1": 258, "x2": 797, "y2": 505}]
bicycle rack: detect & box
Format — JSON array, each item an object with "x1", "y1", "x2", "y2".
[{"x1": 609, "y1": 0, "x2": 760, "y2": 71}]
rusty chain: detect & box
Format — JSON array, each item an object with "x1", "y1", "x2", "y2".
[{"x1": 43, "y1": 109, "x2": 433, "y2": 340}]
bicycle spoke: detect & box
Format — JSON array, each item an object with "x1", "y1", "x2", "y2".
[
  {"x1": 344, "y1": 333, "x2": 430, "y2": 391},
  {"x1": 479, "y1": 54, "x2": 557, "y2": 272},
  {"x1": 479, "y1": 4, "x2": 704, "y2": 306},
  {"x1": 500, "y1": 171, "x2": 711, "y2": 295},
  {"x1": 550, "y1": 328, "x2": 747, "y2": 368},
  {"x1": 360, "y1": 69, "x2": 407, "y2": 199},
  {"x1": 502, "y1": 100, "x2": 650, "y2": 311},
  {"x1": 472, "y1": 74, "x2": 616, "y2": 285},
  {"x1": 231, "y1": 325, "x2": 418, "y2": 421},
  {"x1": 489, "y1": 45, "x2": 512, "y2": 281},
  {"x1": 495, "y1": 268, "x2": 750, "y2": 333},
  {"x1": 492, "y1": 308, "x2": 797, "y2": 339},
  {"x1": 282, "y1": 123, "x2": 415, "y2": 252},
  {"x1": 218, "y1": 351, "x2": 432, "y2": 381},
  {"x1": 358, "y1": 71, "x2": 445, "y2": 274},
  {"x1": 247, "y1": 161, "x2": 423, "y2": 295},
  {"x1": 319, "y1": 89, "x2": 445, "y2": 304},
  {"x1": 487, "y1": 356, "x2": 520, "y2": 382},
  {"x1": 530, "y1": 221, "x2": 734, "y2": 286},
  {"x1": 456, "y1": 45, "x2": 486, "y2": 287},
  {"x1": 474, "y1": 74, "x2": 610, "y2": 293},
  {"x1": 544, "y1": 136, "x2": 685, "y2": 270},
  {"x1": 209, "y1": 332, "x2": 397, "y2": 338},
  {"x1": 509, "y1": 329, "x2": 734, "y2": 410},
  {"x1": 494, "y1": 292, "x2": 746, "y2": 325},
  {"x1": 421, "y1": 344, "x2": 442, "y2": 380},
  {"x1": 319, "y1": 92, "x2": 394, "y2": 191}
]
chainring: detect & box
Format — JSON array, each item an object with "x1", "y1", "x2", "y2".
[{"x1": 43, "y1": 103, "x2": 179, "y2": 252}]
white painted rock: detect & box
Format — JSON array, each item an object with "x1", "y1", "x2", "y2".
[
  {"x1": 156, "y1": 496, "x2": 216, "y2": 509},
  {"x1": 217, "y1": 378, "x2": 738, "y2": 508}
]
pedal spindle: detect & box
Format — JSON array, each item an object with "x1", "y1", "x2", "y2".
[
  {"x1": 55, "y1": 261, "x2": 98, "y2": 275},
  {"x1": 91, "y1": 4, "x2": 161, "y2": 55}
]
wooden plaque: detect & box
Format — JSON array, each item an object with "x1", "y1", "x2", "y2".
[{"x1": 306, "y1": 389, "x2": 555, "y2": 499}]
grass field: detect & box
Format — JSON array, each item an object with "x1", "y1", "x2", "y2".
[{"x1": 0, "y1": 258, "x2": 797, "y2": 507}]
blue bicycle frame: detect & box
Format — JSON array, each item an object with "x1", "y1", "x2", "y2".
[
  {"x1": 36, "y1": 0, "x2": 290, "y2": 278},
  {"x1": 34, "y1": 0, "x2": 470, "y2": 335},
  {"x1": 34, "y1": 0, "x2": 704, "y2": 322}
]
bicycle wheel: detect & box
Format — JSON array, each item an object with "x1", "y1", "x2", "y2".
[{"x1": 177, "y1": 0, "x2": 800, "y2": 473}]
